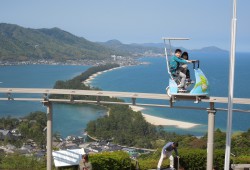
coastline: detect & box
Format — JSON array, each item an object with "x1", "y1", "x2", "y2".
[{"x1": 130, "y1": 105, "x2": 200, "y2": 129}]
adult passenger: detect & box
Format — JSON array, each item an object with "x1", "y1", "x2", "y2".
[{"x1": 169, "y1": 49, "x2": 192, "y2": 88}]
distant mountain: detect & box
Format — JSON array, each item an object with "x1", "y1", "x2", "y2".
[
  {"x1": 98, "y1": 39, "x2": 163, "y2": 55},
  {"x1": 103, "y1": 39, "x2": 123, "y2": 46},
  {"x1": 0, "y1": 23, "x2": 122, "y2": 62},
  {"x1": 192, "y1": 46, "x2": 228, "y2": 53},
  {"x1": 134, "y1": 42, "x2": 164, "y2": 48},
  {"x1": 0, "y1": 23, "x2": 228, "y2": 62},
  {"x1": 135, "y1": 43, "x2": 228, "y2": 53},
  {"x1": 101, "y1": 40, "x2": 228, "y2": 55}
]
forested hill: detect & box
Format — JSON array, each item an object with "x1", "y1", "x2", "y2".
[
  {"x1": 0, "y1": 23, "x2": 123, "y2": 62},
  {"x1": 0, "y1": 23, "x2": 227, "y2": 62}
]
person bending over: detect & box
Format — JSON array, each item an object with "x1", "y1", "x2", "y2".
[{"x1": 157, "y1": 141, "x2": 179, "y2": 170}]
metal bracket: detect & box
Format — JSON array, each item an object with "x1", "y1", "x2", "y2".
[
  {"x1": 206, "y1": 109, "x2": 217, "y2": 114},
  {"x1": 70, "y1": 94, "x2": 74, "y2": 103},
  {"x1": 42, "y1": 100, "x2": 51, "y2": 108},
  {"x1": 43, "y1": 93, "x2": 48, "y2": 101},
  {"x1": 96, "y1": 96, "x2": 101, "y2": 104},
  {"x1": 206, "y1": 102, "x2": 216, "y2": 113},
  {"x1": 170, "y1": 95, "x2": 176, "y2": 107},
  {"x1": 132, "y1": 98, "x2": 136, "y2": 105},
  {"x1": 170, "y1": 96, "x2": 173, "y2": 107},
  {"x1": 7, "y1": 93, "x2": 14, "y2": 100},
  {"x1": 194, "y1": 96, "x2": 201, "y2": 104}
]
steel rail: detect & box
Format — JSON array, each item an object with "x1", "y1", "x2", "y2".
[
  {"x1": 1, "y1": 88, "x2": 250, "y2": 105},
  {"x1": 0, "y1": 97, "x2": 249, "y2": 113}
]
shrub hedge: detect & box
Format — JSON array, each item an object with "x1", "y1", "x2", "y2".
[
  {"x1": 0, "y1": 153, "x2": 46, "y2": 170},
  {"x1": 137, "y1": 149, "x2": 169, "y2": 170},
  {"x1": 233, "y1": 155, "x2": 250, "y2": 164},
  {"x1": 178, "y1": 149, "x2": 226, "y2": 170},
  {"x1": 90, "y1": 151, "x2": 132, "y2": 170},
  {"x1": 1, "y1": 150, "x2": 249, "y2": 170},
  {"x1": 135, "y1": 149, "x2": 226, "y2": 170}
]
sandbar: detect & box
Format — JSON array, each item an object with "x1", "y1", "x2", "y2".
[
  {"x1": 130, "y1": 105, "x2": 200, "y2": 129},
  {"x1": 83, "y1": 66, "x2": 124, "y2": 86},
  {"x1": 82, "y1": 67, "x2": 200, "y2": 129}
]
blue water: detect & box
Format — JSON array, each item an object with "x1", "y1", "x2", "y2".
[
  {"x1": 0, "y1": 65, "x2": 107, "y2": 137},
  {"x1": 91, "y1": 52, "x2": 250, "y2": 136},
  {"x1": 0, "y1": 52, "x2": 250, "y2": 137}
]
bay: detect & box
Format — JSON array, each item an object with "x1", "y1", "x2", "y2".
[
  {"x1": 1, "y1": 52, "x2": 249, "y2": 137},
  {"x1": 0, "y1": 65, "x2": 107, "y2": 137},
  {"x1": 90, "y1": 52, "x2": 250, "y2": 136}
]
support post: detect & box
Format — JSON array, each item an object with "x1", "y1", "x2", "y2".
[
  {"x1": 96, "y1": 96, "x2": 100, "y2": 104},
  {"x1": 170, "y1": 97, "x2": 173, "y2": 107},
  {"x1": 225, "y1": 0, "x2": 237, "y2": 169},
  {"x1": 207, "y1": 102, "x2": 216, "y2": 170},
  {"x1": 44, "y1": 101, "x2": 53, "y2": 170},
  {"x1": 70, "y1": 94, "x2": 74, "y2": 103},
  {"x1": 132, "y1": 98, "x2": 136, "y2": 105}
]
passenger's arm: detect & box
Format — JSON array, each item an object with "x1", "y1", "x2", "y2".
[{"x1": 175, "y1": 57, "x2": 188, "y2": 64}]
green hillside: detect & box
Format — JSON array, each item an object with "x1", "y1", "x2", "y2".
[
  {"x1": 0, "y1": 23, "x2": 227, "y2": 63},
  {"x1": 0, "y1": 23, "x2": 122, "y2": 62}
]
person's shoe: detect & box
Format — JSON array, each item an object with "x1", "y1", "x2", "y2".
[
  {"x1": 186, "y1": 79, "x2": 195, "y2": 85},
  {"x1": 177, "y1": 84, "x2": 184, "y2": 88}
]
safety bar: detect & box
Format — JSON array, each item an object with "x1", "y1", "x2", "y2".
[{"x1": 192, "y1": 60, "x2": 200, "y2": 69}]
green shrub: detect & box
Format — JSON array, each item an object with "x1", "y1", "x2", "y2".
[
  {"x1": 213, "y1": 150, "x2": 226, "y2": 170},
  {"x1": 90, "y1": 151, "x2": 132, "y2": 170},
  {"x1": 138, "y1": 158, "x2": 169, "y2": 170},
  {"x1": 0, "y1": 153, "x2": 46, "y2": 170},
  {"x1": 178, "y1": 149, "x2": 225, "y2": 170},
  {"x1": 137, "y1": 149, "x2": 169, "y2": 170},
  {"x1": 233, "y1": 155, "x2": 250, "y2": 164},
  {"x1": 179, "y1": 149, "x2": 206, "y2": 170}
]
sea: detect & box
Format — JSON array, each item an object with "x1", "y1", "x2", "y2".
[
  {"x1": 0, "y1": 65, "x2": 107, "y2": 137},
  {"x1": 0, "y1": 52, "x2": 250, "y2": 137}
]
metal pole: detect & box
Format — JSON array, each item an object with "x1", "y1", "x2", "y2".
[
  {"x1": 207, "y1": 102, "x2": 216, "y2": 170},
  {"x1": 225, "y1": 0, "x2": 237, "y2": 169},
  {"x1": 45, "y1": 102, "x2": 53, "y2": 170}
]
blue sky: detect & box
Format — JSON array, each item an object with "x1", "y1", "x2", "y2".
[{"x1": 1, "y1": 0, "x2": 249, "y2": 51}]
